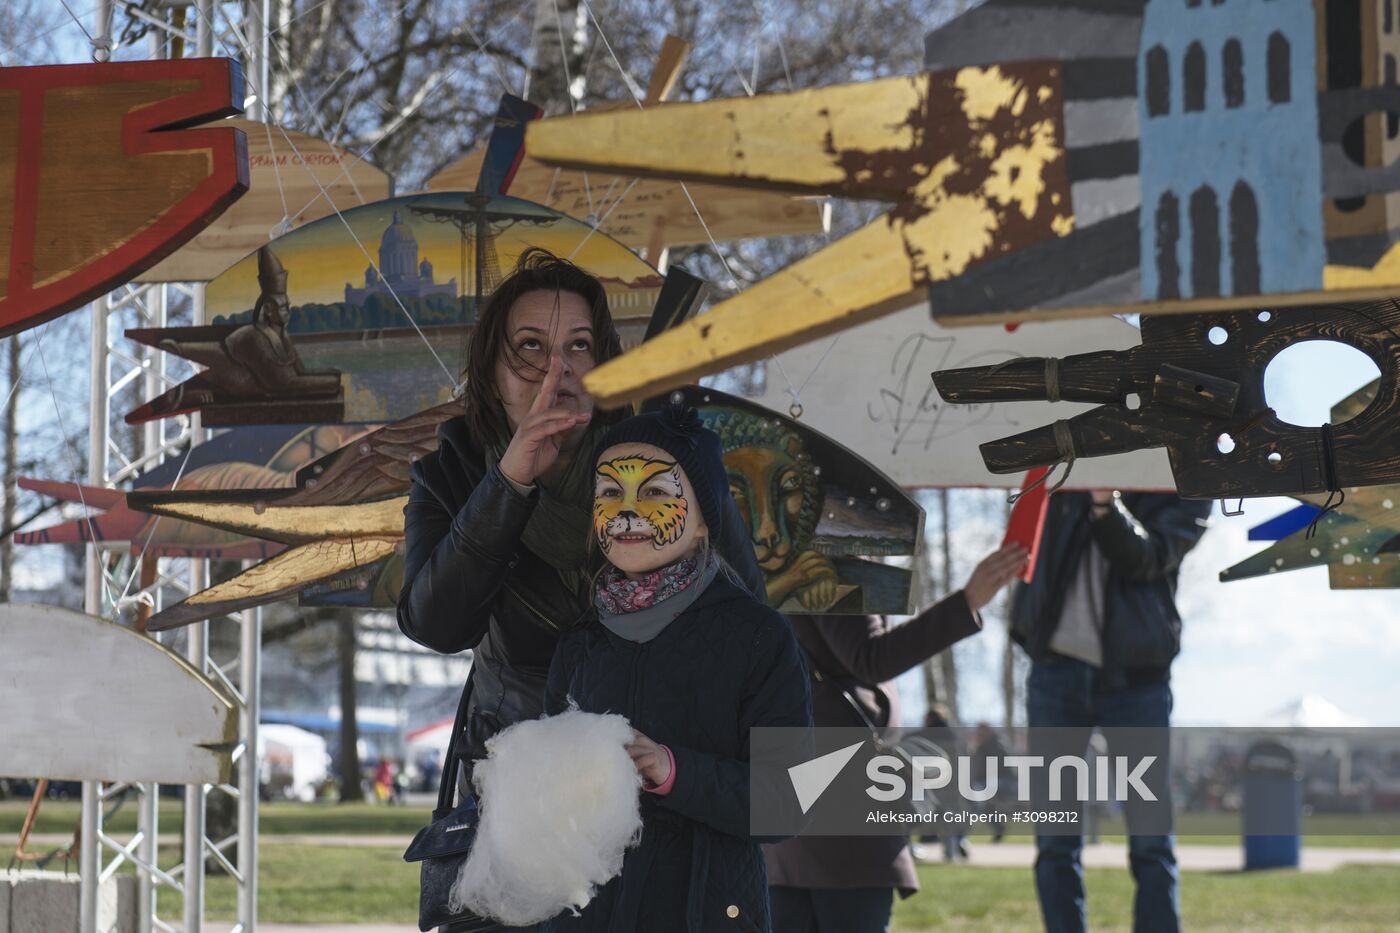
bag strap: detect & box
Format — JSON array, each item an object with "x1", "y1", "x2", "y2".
[
  {"x1": 809, "y1": 662, "x2": 892, "y2": 736},
  {"x1": 434, "y1": 670, "x2": 475, "y2": 820}
]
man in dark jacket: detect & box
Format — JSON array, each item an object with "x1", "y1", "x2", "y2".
[{"x1": 1010, "y1": 491, "x2": 1210, "y2": 933}]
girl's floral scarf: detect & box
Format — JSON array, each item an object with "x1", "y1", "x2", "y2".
[{"x1": 594, "y1": 552, "x2": 720, "y2": 643}]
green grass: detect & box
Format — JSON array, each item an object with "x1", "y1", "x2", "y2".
[
  {"x1": 154, "y1": 843, "x2": 421, "y2": 924},
  {"x1": 893, "y1": 863, "x2": 1400, "y2": 932},
  {"x1": 124, "y1": 846, "x2": 1398, "y2": 929}
]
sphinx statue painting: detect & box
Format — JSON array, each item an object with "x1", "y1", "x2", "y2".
[{"x1": 130, "y1": 245, "x2": 345, "y2": 425}]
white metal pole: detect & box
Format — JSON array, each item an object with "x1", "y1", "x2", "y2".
[
  {"x1": 246, "y1": 0, "x2": 270, "y2": 122},
  {"x1": 183, "y1": 282, "x2": 210, "y2": 933},
  {"x1": 238, "y1": 604, "x2": 262, "y2": 931},
  {"x1": 79, "y1": 295, "x2": 109, "y2": 933},
  {"x1": 183, "y1": 611, "x2": 208, "y2": 933},
  {"x1": 197, "y1": 0, "x2": 214, "y2": 58},
  {"x1": 91, "y1": 0, "x2": 114, "y2": 62}
]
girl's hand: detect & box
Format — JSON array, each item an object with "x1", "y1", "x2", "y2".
[
  {"x1": 963, "y1": 543, "x2": 1030, "y2": 613},
  {"x1": 497, "y1": 356, "x2": 591, "y2": 486},
  {"x1": 626, "y1": 731, "x2": 672, "y2": 788}
]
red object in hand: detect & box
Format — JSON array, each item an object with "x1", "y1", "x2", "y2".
[{"x1": 1003, "y1": 467, "x2": 1051, "y2": 582}]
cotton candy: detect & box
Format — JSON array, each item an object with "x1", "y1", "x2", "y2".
[{"x1": 449, "y1": 708, "x2": 643, "y2": 926}]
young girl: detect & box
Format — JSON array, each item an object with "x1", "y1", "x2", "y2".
[{"x1": 542, "y1": 403, "x2": 813, "y2": 933}]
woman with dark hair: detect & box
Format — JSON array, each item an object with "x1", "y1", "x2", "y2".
[{"x1": 397, "y1": 248, "x2": 764, "y2": 795}]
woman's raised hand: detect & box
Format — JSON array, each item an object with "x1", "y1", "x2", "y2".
[
  {"x1": 497, "y1": 356, "x2": 591, "y2": 487},
  {"x1": 962, "y1": 543, "x2": 1030, "y2": 613}
]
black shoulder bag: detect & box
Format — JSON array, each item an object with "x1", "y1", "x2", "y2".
[{"x1": 403, "y1": 677, "x2": 495, "y2": 932}]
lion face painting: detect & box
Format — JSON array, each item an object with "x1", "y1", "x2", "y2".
[
  {"x1": 701, "y1": 409, "x2": 839, "y2": 611},
  {"x1": 593, "y1": 443, "x2": 703, "y2": 575}
]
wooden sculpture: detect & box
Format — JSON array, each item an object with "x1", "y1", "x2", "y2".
[
  {"x1": 932, "y1": 301, "x2": 1400, "y2": 500},
  {"x1": 0, "y1": 58, "x2": 248, "y2": 336},
  {"x1": 523, "y1": 0, "x2": 1400, "y2": 408},
  {"x1": 127, "y1": 385, "x2": 924, "y2": 627},
  {"x1": 0, "y1": 603, "x2": 235, "y2": 784},
  {"x1": 124, "y1": 97, "x2": 666, "y2": 427}
]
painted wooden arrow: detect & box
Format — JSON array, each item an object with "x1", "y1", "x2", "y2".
[{"x1": 526, "y1": 64, "x2": 1073, "y2": 407}]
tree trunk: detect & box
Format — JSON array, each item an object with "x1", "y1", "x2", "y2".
[
  {"x1": 528, "y1": 0, "x2": 588, "y2": 114},
  {"x1": 920, "y1": 656, "x2": 939, "y2": 723},
  {"x1": 937, "y1": 488, "x2": 959, "y2": 722},
  {"x1": 336, "y1": 610, "x2": 364, "y2": 802},
  {"x1": 0, "y1": 335, "x2": 20, "y2": 602}
]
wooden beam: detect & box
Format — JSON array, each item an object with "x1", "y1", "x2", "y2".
[{"x1": 644, "y1": 35, "x2": 690, "y2": 106}]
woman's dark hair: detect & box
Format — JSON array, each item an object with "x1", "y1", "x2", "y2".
[{"x1": 461, "y1": 247, "x2": 624, "y2": 441}]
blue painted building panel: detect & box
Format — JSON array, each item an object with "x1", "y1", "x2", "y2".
[{"x1": 1139, "y1": 0, "x2": 1325, "y2": 300}]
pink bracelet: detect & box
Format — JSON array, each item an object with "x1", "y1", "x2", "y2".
[{"x1": 644, "y1": 744, "x2": 677, "y2": 796}]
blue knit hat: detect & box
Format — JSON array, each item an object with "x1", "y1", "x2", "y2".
[{"x1": 593, "y1": 402, "x2": 726, "y2": 539}]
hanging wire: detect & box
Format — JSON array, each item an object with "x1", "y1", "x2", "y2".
[
  {"x1": 566, "y1": 177, "x2": 641, "y2": 260},
  {"x1": 113, "y1": 441, "x2": 197, "y2": 610},
  {"x1": 55, "y1": 0, "x2": 97, "y2": 43},
  {"x1": 30, "y1": 323, "x2": 120, "y2": 611}
]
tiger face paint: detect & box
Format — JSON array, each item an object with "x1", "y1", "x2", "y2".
[{"x1": 594, "y1": 442, "x2": 708, "y2": 577}]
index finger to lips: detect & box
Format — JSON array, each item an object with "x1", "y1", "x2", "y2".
[{"x1": 530, "y1": 356, "x2": 562, "y2": 414}]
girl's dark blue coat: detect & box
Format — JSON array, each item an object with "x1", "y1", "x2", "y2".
[{"x1": 541, "y1": 573, "x2": 812, "y2": 933}]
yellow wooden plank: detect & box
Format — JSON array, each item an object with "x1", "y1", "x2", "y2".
[
  {"x1": 424, "y1": 153, "x2": 824, "y2": 248},
  {"x1": 527, "y1": 74, "x2": 930, "y2": 197},
  {"x1": 585, "y1": 219, "x2": 916, "y2": 406},
  {"x1": 185, "y1": 536, "x2": 398, "y2": 605},
  {"x1": 148, "y1": 495, "x2": 407, "y2": 542},
  {"x1": 575, "y1": 64, "x2": 1072, "y2": 407}
]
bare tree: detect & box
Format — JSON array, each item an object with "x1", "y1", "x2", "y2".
[
  {"x1": 936, "y1": 488, "x2": 960, "y2": 722},
  {"x1": 1, "y1": 336, "x2": 20, "y2": 602},
  {"x1": 335, "y1": 609, "x2": 365, "y2": 802}
]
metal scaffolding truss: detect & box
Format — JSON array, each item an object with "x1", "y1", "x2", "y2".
[
  {"x1": 81, "y1": 278, "x2": 262, "y2": 933},
  {"x1": 79, "y1": 2, "x2": 271, "y2": 930}
]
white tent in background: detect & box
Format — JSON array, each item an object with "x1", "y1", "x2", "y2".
[
  {"x1": 259, "y1": 723, "x2": 330, "y2": 802},
  {"x1": 1260, "y1": 695, "x2": 1367, "y2": 729},
  {"x1": 406, "y1": 718, "x2": 454, "y2": 760}
]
